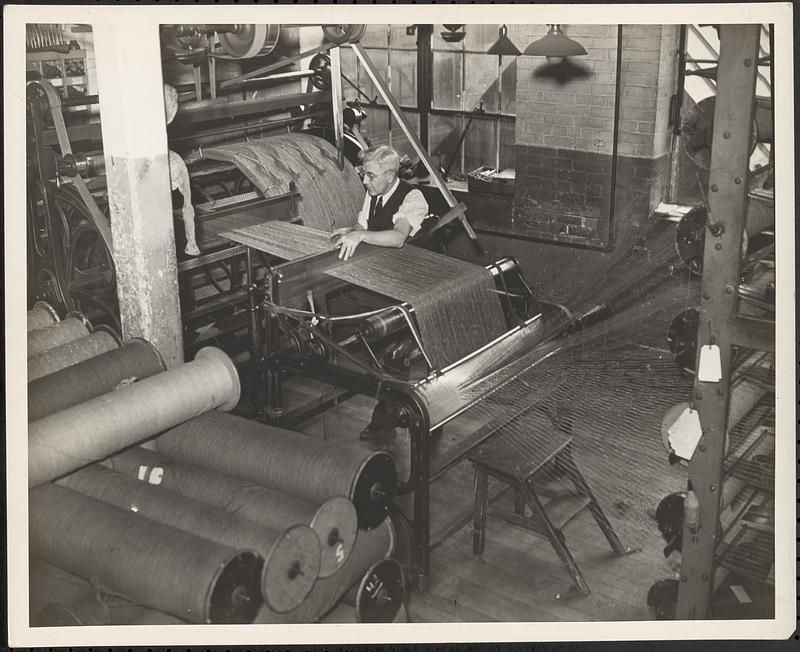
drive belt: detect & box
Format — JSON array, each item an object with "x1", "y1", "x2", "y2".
[{"x1": 29, "y1": 79, "x2": 114, "y2": 254}]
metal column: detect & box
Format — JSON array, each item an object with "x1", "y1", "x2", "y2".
[
  {"x1": 675, "y1": 24, "x2": 763, "y2": 619},
  {"x1": 93, "y1": 24, "x2": 184, "y2": 368}
]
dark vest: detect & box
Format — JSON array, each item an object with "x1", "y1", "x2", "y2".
[{"x1": 367, "y1": 179, "x2": 415, "y2": 231}]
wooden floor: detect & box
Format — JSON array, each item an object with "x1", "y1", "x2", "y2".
[
  {"x1": 289, "y1": 361, "x2": 690, "y2": 622},
  {"x1": 254, "y1": 286, "x2": 773, "y2": 623}
]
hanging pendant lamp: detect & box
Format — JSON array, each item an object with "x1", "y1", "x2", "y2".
[
  {"x1": 524, "y1": 24, "x2": 587, "y2": 64},
  {"x1": 487, "y1": 24, "x2": 521, "y2": 56}
]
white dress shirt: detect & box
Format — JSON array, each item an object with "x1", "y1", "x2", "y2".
[{"x1": 356, "y1": 178, "x2": 429, "y2": 236}]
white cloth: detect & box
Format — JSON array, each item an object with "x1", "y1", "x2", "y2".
[{"x1": 356, "y1": 178, "x2": 429, "y2": 236}]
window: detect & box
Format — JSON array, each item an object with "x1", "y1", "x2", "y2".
[
  {"x1": 339, "y1": 25, "x2": 420, "y2": 161},
  {"x1": 339, "y1": 25, "x2": 516, "y2": 178}
]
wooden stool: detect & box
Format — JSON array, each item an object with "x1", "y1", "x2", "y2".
[{"x1": 469, "y1": 423, "x2": 628, "y2": 596}]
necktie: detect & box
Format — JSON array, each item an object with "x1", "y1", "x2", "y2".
[{"x1": 375, "y1": 196, "x2": 383, "y2": 213}]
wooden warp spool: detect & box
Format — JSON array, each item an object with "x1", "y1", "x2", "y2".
[
  {"x1": 203, "y1": 133, "x2": 363, "y2": 232},
  {"x1": 28, "y1": 347, "x2": 241, "y2": 488},
  {"x1": 28, "y1": 338, "x2": 166, "y2": 422},
  {"x1": 108, "y1": 446, "x2": 357, "y2": 578},
  {"x1": 341, "y1": 557, "x2": 406, "y2": 623},
  {"x1": 254, "y1": 516, "x2": 395, "y2": 624},
  {"x1": 156, "y1": 410, "x2": 397, "y2": 529},
  {"x1": 27, "y1": 301, "x2": 60, "y2": 332},
  {"x1": 29, "y1": 483, "x2": 263, "y2": 623},
  {"x1": 27, "y1": 314, "x2": 91, "y2": 358},
  {"x1": 27, "y1": 329, "x2": 120, "y2": 382},
  {"x1": 59, "y1": 464, "x2": 320, "y2": 613}
]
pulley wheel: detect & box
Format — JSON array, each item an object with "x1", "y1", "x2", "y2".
[
  {"x1": 674, "y1": 206, "x2": 706, "y2": 276},
  {"x1": 351, "y1": 451, "x2": 397, "y2": 530},
  {"x1": 322, "y1": 24, "x2": 367, "y2": 45},
  {"x1": 681, "y1": 96, "x2": 758, "y2": 171},
  {"x1": 666, "y1": 308, "x2": 699, "y2": 373},
  {"x1": 218, "y1": 24, "x2": 280, "y2": 59},
  {"x1": 354, "y1": 558, "x2": 406, "y2": 623},
  {"x1": 309, "y1": 52, "x2": 331, "y2": 90},
  {"x1": 207, "y1": 550, "x2": 263, "y2": 624}
]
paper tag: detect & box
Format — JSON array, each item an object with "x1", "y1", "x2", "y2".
[
  {"x1": 148, "y1": 467, "x2": 164, "y2": 485},
  {"x1": 698, "y1": 344, "x2": 722, "y2": 382},
  {"x1": 137, "y1": 465, "x2": 149, "y2": 481},
  {"x1": 730, "y1": 585, "x2": 752, "y2": 604},
  {"x1": 667, "y1": 407, "x2": 703, "y2": 460}
]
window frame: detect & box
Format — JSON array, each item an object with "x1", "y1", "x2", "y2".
[{"x1": 349, "y1": 24, "x2": 516, "y2": 178}]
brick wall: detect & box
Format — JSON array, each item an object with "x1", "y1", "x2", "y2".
[{"x1": 511, "y1": 24, "x2": 680, "y2": 248}]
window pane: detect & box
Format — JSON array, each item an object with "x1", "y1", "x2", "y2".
[
  {"x1": 358, "y1": 49, "x2": 388, "y2": 103},
  {"x1": 432, "y1": 26, "x2": 464, "y2": 52},
  {"x1": 362, "y1": 106, "x2": 390, "y2": 149},
  {"x1": 390, "y1": 110, "x2": 420, "y2": 160},
  {"x1": 463, "y1": 53, "x2": 498, "y2": 113},
  {"x1": 389, "y1": 49, "x2": 417, "y2": 107},
  {"x1": 499, "y1": 57, "x2": 517, "y2": 115},
  {"x1": 432, "y1": 50, "x2": 462, "y2": 110},
  {"x1": 389, "y1": 25, "x2": 417, "y2": 49},
  {"x1": 429, "y1": 113, "x2": 463, "y2": 176},
  {"x1": 360, "y1": 24, "x2": 388, "y2": 48},
  {"x1": 464, "y1": 116, "x2": 497, "y2": 174},
  {"x1": 499, "y1": 120, "x2": 516, "y2": 170},
  {"x1": 339, "y1": 47, "x2": 359, "y2": 101},
  {"x1": 462, "y1": 24, "x2": 500, "y2": 52}
]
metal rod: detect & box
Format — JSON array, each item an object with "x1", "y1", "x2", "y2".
[
  {"x1": 350, "y1": 42, "x2": 480, "y2": 244},
  {"x1": 330, "y1": 46, "x2": 345, "y2": 170},
  {"x1": 218, "y1": 42, "x2": 335, "y2": 91}
]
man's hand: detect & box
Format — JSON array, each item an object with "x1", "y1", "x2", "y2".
[{"x1": 333, "y1": 230, "x2": 364, "y2": 261}]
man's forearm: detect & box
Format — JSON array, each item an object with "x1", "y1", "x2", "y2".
[{"x1": 359, "y1": 229, "x2": 406, "y2": 248}]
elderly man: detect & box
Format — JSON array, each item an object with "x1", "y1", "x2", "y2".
[
  {"x1": 329, "y1": 146, "x2": 429, "y2": 443},
  {"x1": 333, "y1": 145, "x2": 429, "y2": 260}
]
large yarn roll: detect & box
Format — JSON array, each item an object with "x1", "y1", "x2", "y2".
[
  {"x1": 29, "y1": 483, "x2": 263, "y2": 624},
  {"x1": 28, "y1": 338, "x2": 165, "y2": 422},
  {"x1": 59, "y1": 464, "x2": 321, "y2": 613},
  {"x1": 27, "y1": 315, "x2": 90, "y2": 358},
  {"x1": 28, "y1": 347, "x2": 240, "y2": 487},
  {"x1": 27, "y1": 330, "x2": 120, "y2": 382},
  {"x1": 27, "y1": 301, "x2": 60, "y2": 332},
  {"x1": 202, "y1": 133, "x2": 364, "y2": 232},
  {"x1": 108, "y1": 445, "x2": 358, "y2": 579},
  {"x1": 30, "y1": 558, "x2": 186, "y2": 626},
  {"x1": 156, "y1": 410, "x2": 397, "y2": 529}
]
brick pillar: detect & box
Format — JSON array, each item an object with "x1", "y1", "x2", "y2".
[{"x1": 512, "y1": 25, "x2": 680, "y2": 248}]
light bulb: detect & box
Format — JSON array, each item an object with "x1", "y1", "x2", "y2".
[{"x1": 546, "y1": 55, "x2": 565, "y2": 65}]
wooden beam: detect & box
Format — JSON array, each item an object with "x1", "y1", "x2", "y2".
[
  {"x1": 93, "y1": 24, "x2": 183, "y2": 368},
  {"x1": 675, "y1": 24, "x2": 761, "y2": 620}
]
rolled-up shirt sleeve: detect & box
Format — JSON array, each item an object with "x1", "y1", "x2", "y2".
[
  {"x1": 356, "y1": 193, "x2": 370, "y2": 230},
  {"x1": 394, "y1": 189, "x2": 429, "y2": 236}
]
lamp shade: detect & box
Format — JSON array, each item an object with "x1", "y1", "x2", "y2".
[
  {"x1": 487, "y1": 25, "x2": 521, "y2": 56},
  {"x1": 523, "y1": 25, "x2": 587, "y2": 58}
]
